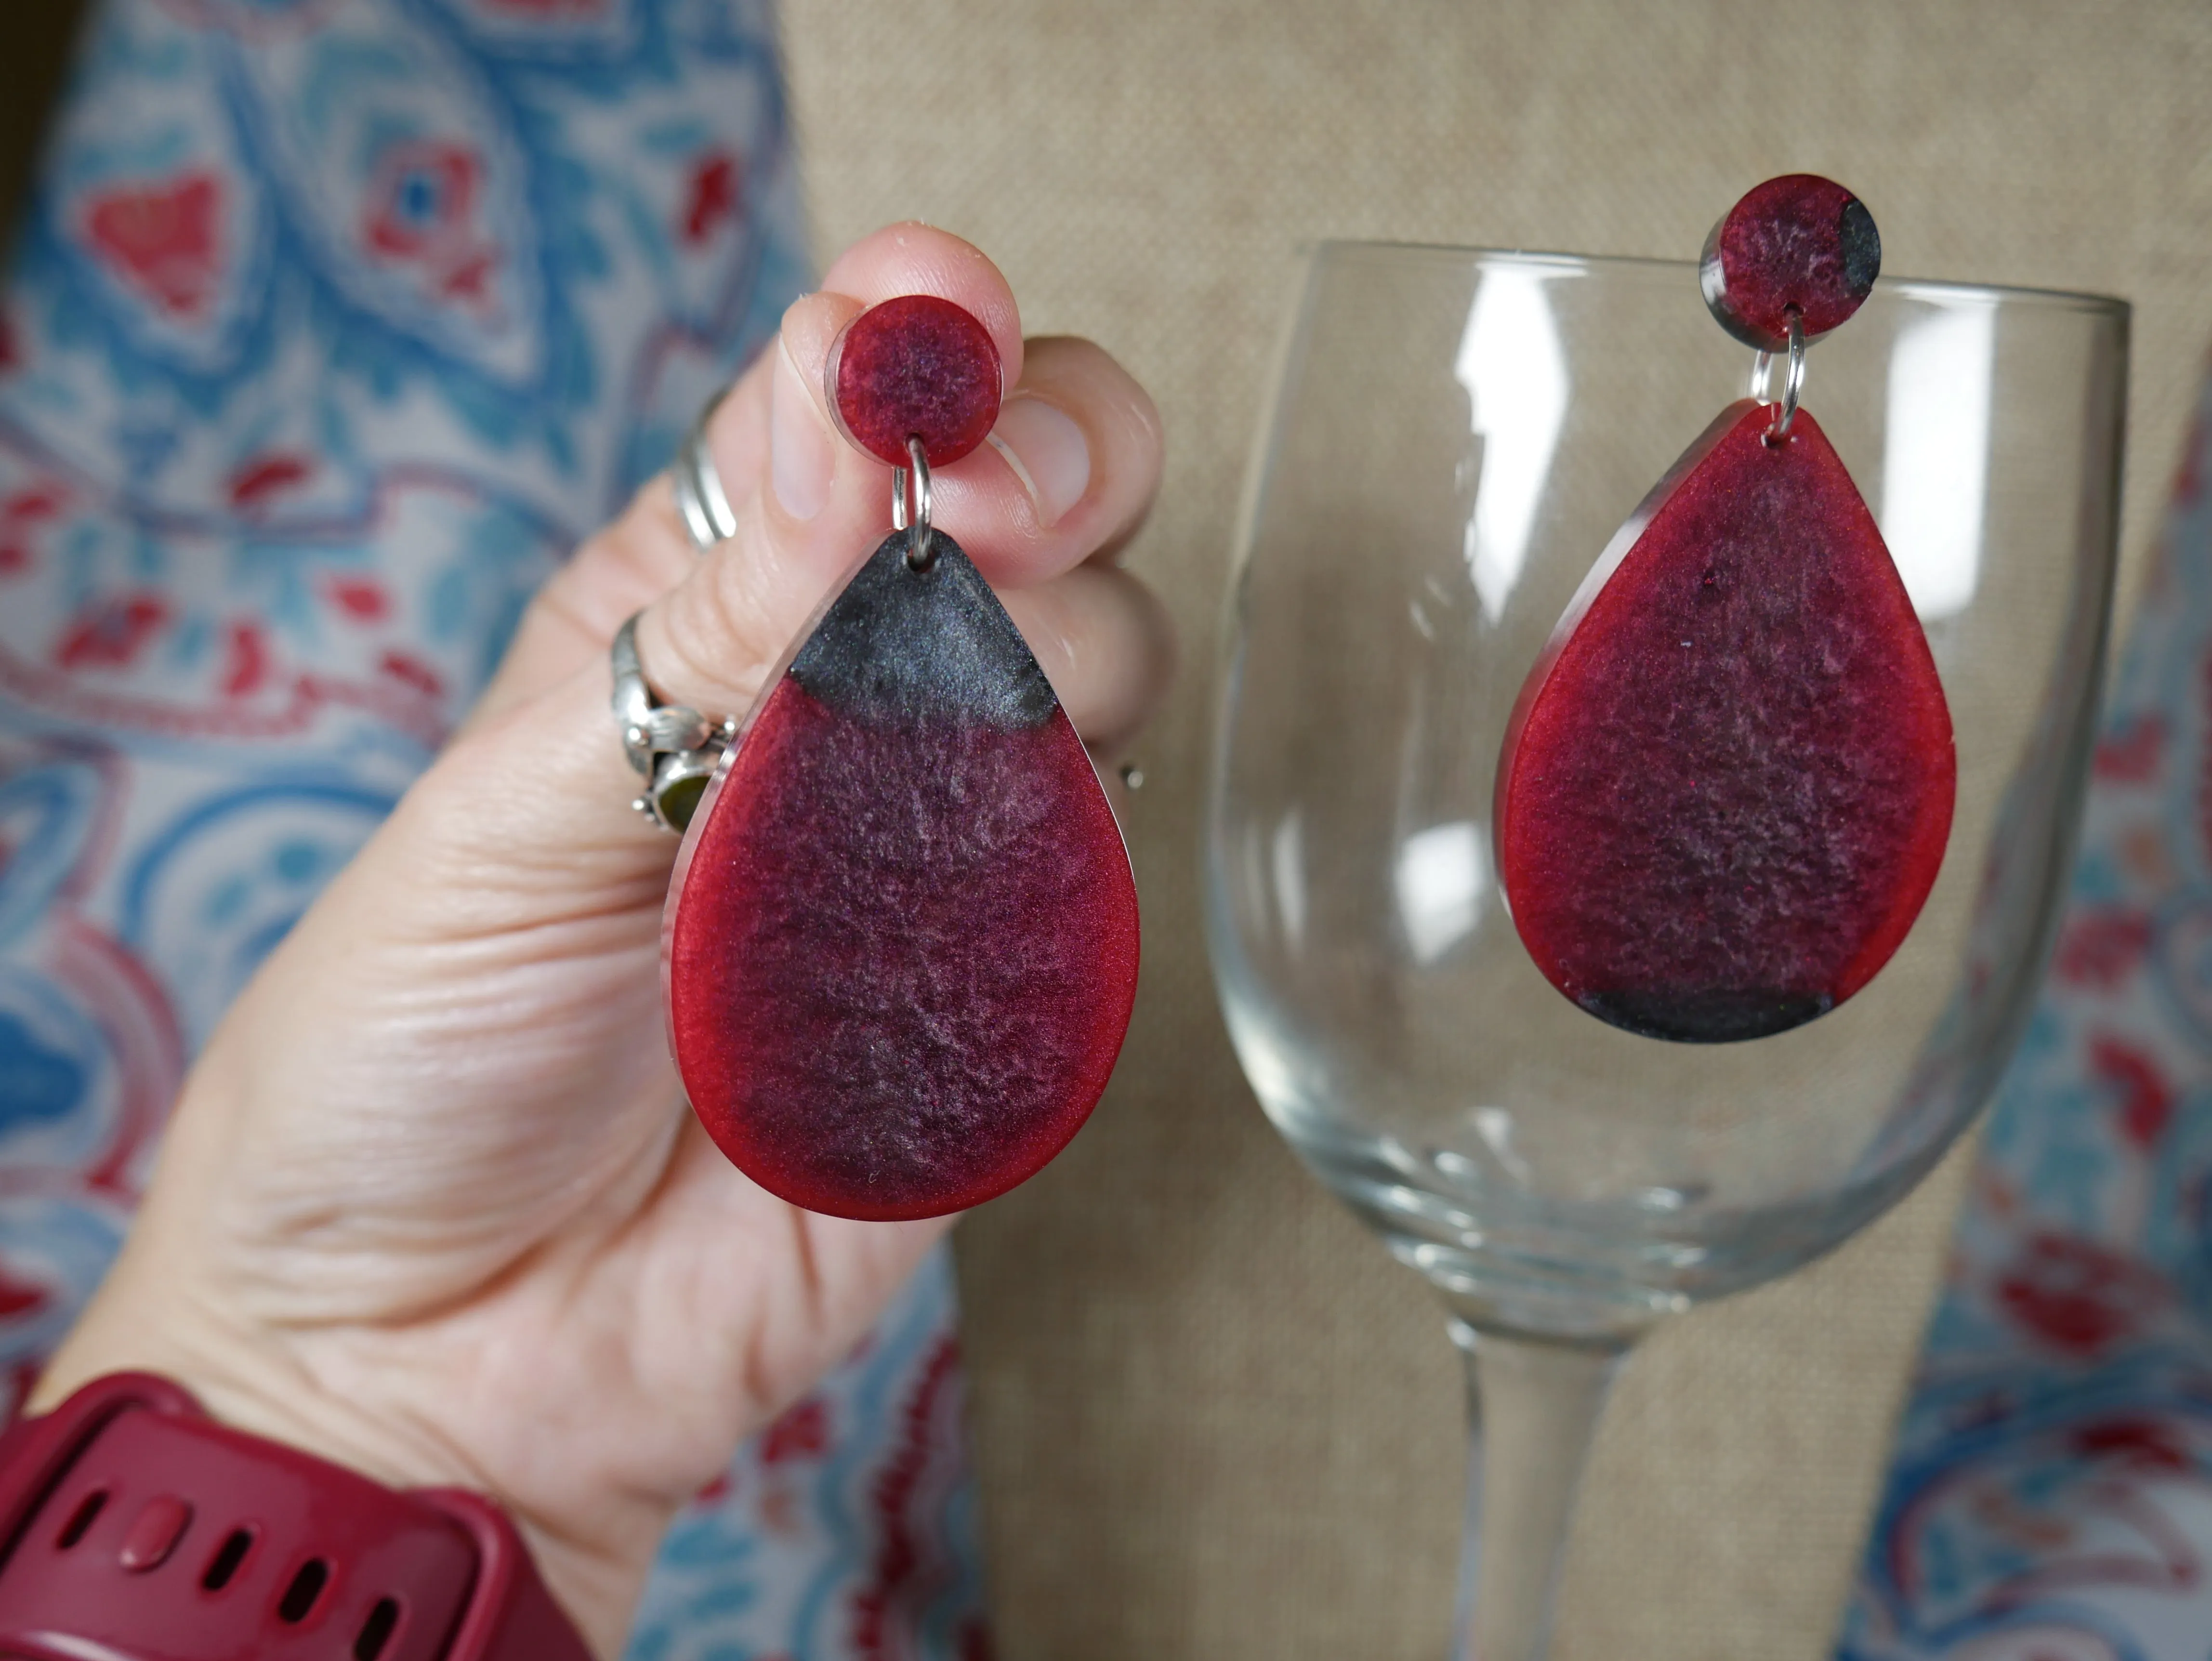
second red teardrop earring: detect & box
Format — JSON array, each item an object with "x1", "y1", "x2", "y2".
[
  {"x1": 1495, "y1": 177, "x2": 1957, "y2": 1043},
  {"x1": 663, "y1": 295, "x2": 1140, "y2": 1219}
]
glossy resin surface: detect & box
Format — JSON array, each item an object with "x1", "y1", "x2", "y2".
[
  {"x1": 1496, "y1": 401, "x2": 1955, "y2": 1043},
  {"x1": 1700, "y1": 173, "x2": 1881, "y2": 350},
  {"x1": 667, "y1": 530, "x2": 1138, "y2": 1218},
  {"x1": 828, "y1": 295, "x2": 1003, "y2": 466}
]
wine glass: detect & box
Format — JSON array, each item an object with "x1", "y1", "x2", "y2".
[{"x1": 1204, "y1": 244, "x2": 2127, "y2": 1661}]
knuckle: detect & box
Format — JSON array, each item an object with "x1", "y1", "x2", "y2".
[
  {"x1": 531, "y1": 486, "x2": 689, "y2": 638},
  {"x1": 650, "y1": 538, "x2": 801, "y2": 716}
]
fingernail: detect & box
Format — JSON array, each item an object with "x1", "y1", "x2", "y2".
[
  {"x1": 771, "y1": 338, "x2": 833, "y2": 521},
  {"x1": 990, "y1": 395, "x2": 1091, "y2": 529}
]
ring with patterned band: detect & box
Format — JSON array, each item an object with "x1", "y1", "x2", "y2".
[
  {"x1": 611, "y1": 612, "x2": 734, "y2": 833},
  {"x1": 672, "y1": 390, "x2": 739, "y2": 551}
]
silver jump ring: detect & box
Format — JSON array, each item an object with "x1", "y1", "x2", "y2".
[
  {"x1": 610, "y1": 611, "x2": 735, "y2": 834},
  {"x1": 1751, "y1": 308, "x2": 1807, "y2": 443},
  {"x1": 672, "y1": 391, "x2": 739, "y2": 552},
  {"x1": 892, "y1": 435, "x2": 935, "y2": 571}
]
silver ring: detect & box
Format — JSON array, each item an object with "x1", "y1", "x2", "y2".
[
  {"x1": 672, "y1": 391, "x2": 739, "y2": 552},
  {"x1": 892, "y1": 435, "x2": 935, "y2": 572},
  {"x1": 611, "y1": 612, "x2": 734, "y2": 833},
  {"x1": 1751, "y1": 308, "x2": 1807, "y2": 442}
]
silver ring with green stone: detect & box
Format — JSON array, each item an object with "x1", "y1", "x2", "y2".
[{"x1": 611, "y1": 611, "x2": 734, "y2": 833}]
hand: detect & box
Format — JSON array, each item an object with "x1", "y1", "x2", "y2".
[{"x1": 31, "y1": 224, "x2": 1172, "y2": 1656}]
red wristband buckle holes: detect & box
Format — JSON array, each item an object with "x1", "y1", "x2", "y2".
[
  {"x1": 0, "y1": 1374, "x2": 589, "y2": 1661},
  {"x1": 4, "y1": 1392, "x2": 457, "y2": 1660}
]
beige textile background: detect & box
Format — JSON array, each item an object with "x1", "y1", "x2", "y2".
[{"x1": 778, "y1": 3, "x2": 2212, "y2": 1659}]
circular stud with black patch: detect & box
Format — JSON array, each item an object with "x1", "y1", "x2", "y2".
[{"x1": 1700, "y1": 174, "x2": 1880, "y2": 351}]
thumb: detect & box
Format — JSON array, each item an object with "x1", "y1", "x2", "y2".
[
  {"x1": 378, "y1": 226, "x2": 1040, "y2": 911},
  {"x1": 470, "y1": 223, "x2": 1031, "y2": 725}
]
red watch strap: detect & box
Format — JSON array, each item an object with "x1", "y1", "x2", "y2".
[{"x1": 0, "y1": 1373, "x2": 595, "y2": 1661}]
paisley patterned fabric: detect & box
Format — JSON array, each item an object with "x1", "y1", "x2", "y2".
[
  {"x1": 1843, "y1": 369, "x2": 2212, "y2": 1659},
  {"x1": 0, "y1": 3, "x2": 987, "y2": 1656}
]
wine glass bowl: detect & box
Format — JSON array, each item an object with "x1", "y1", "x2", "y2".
[{"x1": 1204, "y1": 244, "x2": 2127, "y2": 1656}]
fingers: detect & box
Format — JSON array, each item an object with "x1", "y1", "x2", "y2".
[
  {"x1": 1002, "y1": 561, "x2": 1178, "y2": 758},
  {"x1": 480, "y1": 224, "x2": 1165, "y2": 733},
  {"x1": 965, "y1": 335, "x2": 1166, "y2": 572},
  {"x1": 421, "y1": 514, "x2": 1171, "y2": 910},
  {"x1": 818, "y1": 224, "x2": 1025, "y2": 384},
  {"x1": 455, "y1": 543, "x2": 1167, "y2": 888},
  {"x1": 747, "y1": 301, "x2": 1162, "y2": 585},
  {"x1": 472, "y1": 345, "x2": 782, "y2": 720},
  {"x1": 636, "y1": 331, "x2": 1164, "y2": 731},
  {"x1": 436, "y1": 221, "x2": 1172, "y2": 893},
  {"x1": 633, "y1": 230, "x2": 1163, "y2": 738}
]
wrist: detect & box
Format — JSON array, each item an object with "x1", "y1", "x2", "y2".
[
  {"x1": 1, "y1": 1371, "x2": 597, "y2": 1661},
  {"x1": 30, "y1": 1279, "x2": 653, "y2": 1661}
]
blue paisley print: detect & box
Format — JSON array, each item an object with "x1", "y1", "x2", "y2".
[
  {"x1": 1843, "y1": 371, "x2": 2212, "y2": 1657},
  {"x1": 0, "y1": 4, "x2": 986, "y2": 1656}
]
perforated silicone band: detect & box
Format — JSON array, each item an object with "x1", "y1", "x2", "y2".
[{"x1": 0, "y1": 1372, "x2": 594, "y2": 1661}]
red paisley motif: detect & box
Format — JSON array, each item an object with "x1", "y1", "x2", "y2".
[
  {"x1": 683, "y1": 152, "x2": 742, "y2": 246},
  {"x1": 57, "y1": 594, "x2": 170, "y2": 671},
  {"x1": 1995, "y1": 1233, "x2": 2170, "y2": 1358},
  {"x1": 2094, "y1": 713, "x2": 2167, "y2": 783},
  {"x1": 760, "y1": 1397, "x2": 830, "y2": 1465},
  {"x1": 2087, "y1": 1036, "x2": 2177, "y2": 1148},
  {"x1": 83, "y1": 173, "x2": 222, "y2": 318},
  {"x1": 2054, "y1": 912, "x2": 2155, "y2": 991}
]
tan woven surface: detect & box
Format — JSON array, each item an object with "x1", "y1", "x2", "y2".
[{"x1": 775, "y1": 1, "x2": 2212, "y2": 1656}]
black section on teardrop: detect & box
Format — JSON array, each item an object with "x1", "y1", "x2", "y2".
[
  {"x1": 1576, "y1": 988, "x2": 1836, "y2": 1045},
  {"x1": 1839, "y1": 198, "x2": 1881, "y2": 299},
  {"x1": 788, "y1": 528, "x2": 1056, "y2": 729}
]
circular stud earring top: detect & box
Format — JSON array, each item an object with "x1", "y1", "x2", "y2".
[
  {"x1": 827, "y1": 294, "x2": 1003, "y2": 467},
  {"x1": 1700, "y1": 173, "x2": 1881, "y2": 351}
]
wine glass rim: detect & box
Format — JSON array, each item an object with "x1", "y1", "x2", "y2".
[{"x1": 1301, "y1": 238, "x2": 2132, "y2": 317}]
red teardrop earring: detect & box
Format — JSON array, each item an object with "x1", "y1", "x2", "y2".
[
  {"x1": 1495, "y1": 177, "x2": 1956, "y2": 1043},
  {"x1": 664, "y1": 296, "x2": 1140, "y2": 1218}
]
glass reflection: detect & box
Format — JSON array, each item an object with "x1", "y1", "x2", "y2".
[
  {"x1": 1457, "y1": 267, "x2": 1569, "y2": 622},
  {"x1": 1396, "y1": 819, "x2": 1487, "y2": 964},
  {"x1": 1882, "y1": 300, "x2": 1996, "y2": 620}
]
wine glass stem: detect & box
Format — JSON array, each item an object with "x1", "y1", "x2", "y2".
[{"x1": 1449, "y1": 1320, "x2": 1629, "y2": 1661}]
